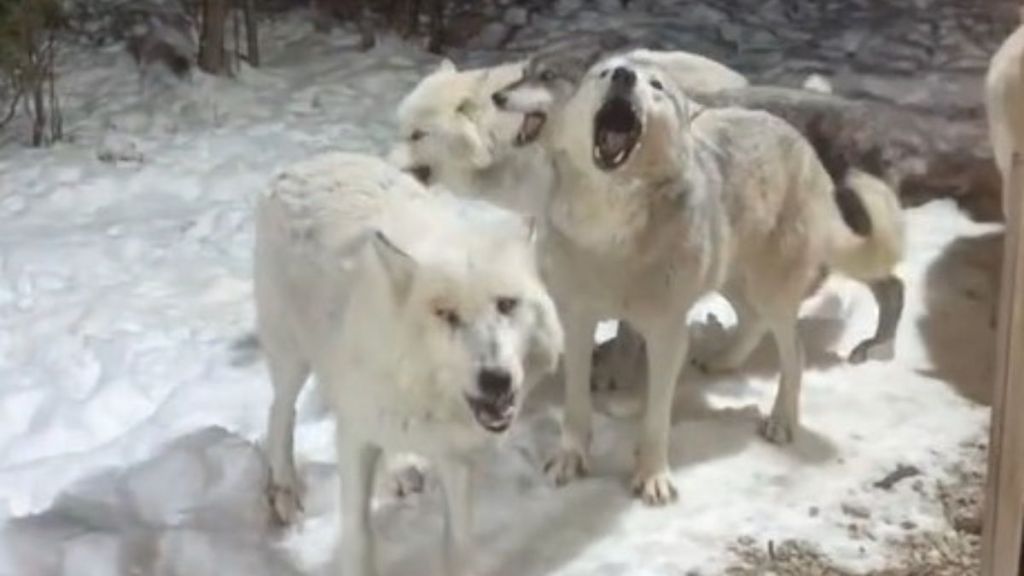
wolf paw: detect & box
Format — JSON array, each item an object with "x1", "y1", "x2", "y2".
[
  {"x1": 760, "y1": 413, "x2": 796, "y2": 445},
  {"x1": 848, "y1": 338, "x2": 894, "y2": 364},
  {"x1": 268, "y1": 482, "x2": 303, "y2": 526},
  {"x1": 388, "y1": 459, "x2": 427, "y2": 499},
  {"x1": 544, "y1": 448, "x2": 588, "y2": 487},
  {"x1": 631, "y1": 469, "x2": 678, "y2": 506}
]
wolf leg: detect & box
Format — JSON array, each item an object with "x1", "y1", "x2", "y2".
[
  {"x1": 848, "y1": 275, "x2": 904, "y2": 363},
  {"x1": 761, "y1": 317, "x2": 805, "y2": 444},
  {"x1": 438, "y1": 459, "x2": 475, "y2": 576},
  {"x1": 339, "y1": 437, "x2": 382, "y2": 576},
  {"x1": 632, "y1": 318, "x2": 689, "y2": 506},
  {"x1": 264, "y1": 349, "x2": 309, "y2": 525},
  {"x1": 545, "y1": 310, "x2": 597, "y2": 486}
]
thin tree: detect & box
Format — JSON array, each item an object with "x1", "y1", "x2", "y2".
[
  {"x1": 198, "y1": 0, "x2": 228, "y2": 75},
  {"x1": 426, "y1": 0, "x2": 445, "y2": 53},
  {"x1": 0, "y1": 0, "x2": 63, "y2": 146},
  {"x1": 243, "y1": 0, "x2": 259, "y2": 66}
]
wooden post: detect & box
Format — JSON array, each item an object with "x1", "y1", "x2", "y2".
[{"x1": 982, "y1": 150, "x2": 1024, "y2": 576}]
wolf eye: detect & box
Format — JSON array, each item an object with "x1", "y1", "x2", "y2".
[
  {"x1": 650, "y1": 79, "x2": 664, "y2": 90},
  {"x1": 410, "y1": 129, "x2": 426, "y2": 142},
  {"x1": 496, "y1": 296, "x2": 520, "y2": 316},
  {"x1": 539, "y1": 69, "x2": 556, "y2": 82},
  {"x1": 434, "y1": 306, "x2": 462, "y2": 328},
  {"x1": 599, "y1": 69, "x2": 610, "y2": 78}
]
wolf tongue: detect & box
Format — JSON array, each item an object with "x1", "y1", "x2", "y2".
[{"x1": 602, "y1": 130, "x2": 628, "y2": 155}]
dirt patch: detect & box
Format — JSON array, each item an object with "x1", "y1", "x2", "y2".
[{"x1": 725, "y1": 438, "x2": 986, "y2": 575}]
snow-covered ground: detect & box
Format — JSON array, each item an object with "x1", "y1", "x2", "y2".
[{"x1": 0, "y1": 7, "x2": 1000, "y2": 576}]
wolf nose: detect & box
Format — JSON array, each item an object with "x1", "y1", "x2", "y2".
[
  {"x1": 409, "y1": 164, "x2": 432, "y2": 184},
  {"x1": 477, "y1": 368, "x2": 512, "y2": 399},
  {"x1": 611, "y1": 66, "x2": 636, "y2": 88},
  {"x1": 491, "y1": 91, "x2": 507, "y2": 108}
]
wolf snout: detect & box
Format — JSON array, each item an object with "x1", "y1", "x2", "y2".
[
  {"x1": 610, "y1": 66, "x2": 636, "y2": 89},
  {"x1": 409, "y1": 165, "x2": 432, "y2": 184},
  {"x1": 491, "y1": 91, "x2": 508, "y2": 108},
  {"x1": 477, "y1": 367, "x2": 513, "y2": 399}
]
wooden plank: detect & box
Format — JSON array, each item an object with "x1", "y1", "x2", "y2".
[{"x1": 983, "y1": 150, "x2": 1024, "y2": 576}]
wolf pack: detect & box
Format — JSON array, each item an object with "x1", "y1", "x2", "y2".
[{"x1": 251, "y1": 20, "x2": 1024, "y2": 576}]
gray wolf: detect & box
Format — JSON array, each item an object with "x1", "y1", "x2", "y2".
[
  {"x1": 985, "y1": 21, "x2": 1024, "y2": 221},
  {"x1": 518, "y1": 54, "x2": 902, "y2": 505},
  {"x1": 254, "y1": 152, "x2": 562, "y2": 576},
  {"x1": 678, "y1": 85, "x2": 920, "y2": 364},
  {"x1": 491, "y1": 34, "x2": 748, "y2": 150},
  {"x1": 493, "y1": 41, "x2": 903, "y2": 388}
]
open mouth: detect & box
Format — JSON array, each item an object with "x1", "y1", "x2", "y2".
[
  {"x1": 593, "y1": 96, "x2": 642, "y2": 171},
  {"x1": 465, "y1": 393, "x2": 517, "y2": 434},
  {"x1": 515, "y1": 112, "x2": 547, "y2": 146}
]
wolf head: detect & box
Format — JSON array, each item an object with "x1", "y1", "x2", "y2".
[
  {"x1": 558, "y1": 55, "x2": 692, "y2": 179},
  {"x1": 366, "y1": 210, "x2": 562, "y2": 435},
  {"x1": 389, "y1": 59, "x2": 524, "y2": 189},
  {"x1": 491, "y1": 32, "x2": 632, "y2": 147}
]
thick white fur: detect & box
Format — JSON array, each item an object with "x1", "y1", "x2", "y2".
[
  {"x1": 830, "y1": 168, "x2": 905, "y2": 280},
  {"x1": 389, "y1": 59, "x2": 555, "y2": 217},
  {"x1": 625, "y1": 48, "x2": 748, "y2": 95},
  {"x1": 391, "y1": 49, "x2": 748, "y2": 218},
  {"x1": 540, "y1": 55, "x2": 904, "y2": 505},
  {"x1": 254, "y1": 153, "x2": 562, "y2": 576},
  {"x1": 985, "y1": 22, "x2": 1024, "y2": 220}
]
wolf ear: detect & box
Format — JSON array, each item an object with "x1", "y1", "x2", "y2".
[
  {"x1": 371, "y1": 230, "x2": 416, "y2": 300},
  {"x1": 437, "y1": 58, "x2": 457, "y2": 74}
]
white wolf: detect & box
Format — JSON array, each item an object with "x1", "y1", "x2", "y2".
[
  {"x1": 390, "y1": 44, "x2": 749, "y2": 402},
  {"x1": 529, "y1": 55, "x2": 902, "y2": 505},
  {"x1": 389, "y1": 40, "x2": 747, "y2": 217},
  {"x1": 986, "y1": 20, "x2": 1024, "y2": 220},
  {"x1": 387, "y1": 58, "x2": 555, "y2": 217},
  {"x1": 254, "y1": 152, "x2": 563, "y2": 576}
]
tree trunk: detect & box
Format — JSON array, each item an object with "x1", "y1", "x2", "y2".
[
  {"x1": 243, "y1": 0, "x2": 260, "y2": 67},
  {"x1": 233, "y1": 3, "x2": 241, "y2": 67},
  {"x1": 405, "y1": 0, "x2": 421, "y2": 37},
  {"x1": 46, "y1": 34, "x2": 60, "y2": 144},
  {"x1": 31, "y1": 77, "x2": 44, "y2": 147},
  {"x1": 199, "y1": 0, "x2": 229, "y2": 75},
  {"x1": 426, "y1": 0, "x2": 445, "y2": 53},
  {"x1": 351, "y1": 0, "x2": 375, "y2": 50}
]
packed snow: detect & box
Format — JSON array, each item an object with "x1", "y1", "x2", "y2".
[{"x1": 0, "y1": 7, "x2": 999, "y2": 576}]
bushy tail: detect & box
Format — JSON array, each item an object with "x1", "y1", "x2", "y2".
[{"x1": 806, "y1": 114, "x2": 905, "y2": 281}]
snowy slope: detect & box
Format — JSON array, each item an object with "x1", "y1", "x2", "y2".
[{"x1": 0, "y1": 9, "x2": 998, "y2": 576}]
